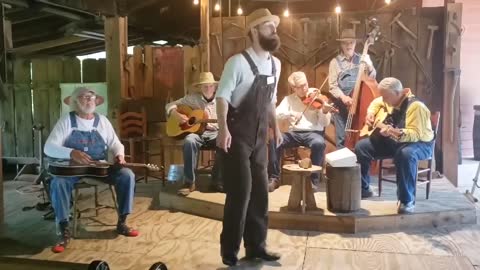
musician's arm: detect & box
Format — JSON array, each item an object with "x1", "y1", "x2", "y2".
[
  {"x1": 275, "y1": 96, "x2": 291, "y2": 119},
  {"x1": 165, "y1": 96, "x2": 190, "y2": 116},
  {"x1": 363, "y1": 54, "x2": 377, "y2": 78},
  {"x1": 44, "y1": 115, "x2": 74, "y2": 159},
  {"x1": 328, "y1": 59, "x2": 343, "y2": 99},
  {"x1": 317, "y1": 110, "x2": 332, "y2": 128},
  {"x1": 398, "y1": 102, "x2": 432, "y2": 143}
]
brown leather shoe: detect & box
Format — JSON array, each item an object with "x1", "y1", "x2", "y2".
[
  {"x1": 177, "y1": 182, "x2": 195, "y2": 196},
  {"x1": 268, "y1": 178, "x2": 280, "y2": 192}
]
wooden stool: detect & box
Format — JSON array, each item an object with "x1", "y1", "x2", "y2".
[{"x1": 283, "y1": 164, "x2": 322, "y2": 213}]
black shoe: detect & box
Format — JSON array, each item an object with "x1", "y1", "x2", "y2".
[
  {"x1": 361, "y1": 188, "x2": 374, "y2": 199},
  {"x1": 268, "y1": 178, "x2": 280, "y2": 192},
  {"x1": 221, "y1": 254, "x2": 238, "y2": 266},
  {"x1": 209, "y1": 182, "x2": 224, "y2": 193},
  {"x1": 245, "y1": 249, "x2": 281, "y2": 261}
]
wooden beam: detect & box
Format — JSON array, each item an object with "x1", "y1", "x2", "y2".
[
  {"x1": 441, "y1": 2, "x2": 462, "y2": 186},
  {"x1": 9, "y1": 35, "x2": 87, "y2": 54},
  {"x1": 200, "y1": 0, "x2": 210, "y2": 72},
  {"x1": 0, "y1": 124, "x2": 3, "y2": 230},
  {"x1": 104, "y1": 16, "x2": 127, "y2": 123}
]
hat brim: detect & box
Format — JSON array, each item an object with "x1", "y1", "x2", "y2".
[
  {"x1": 192, "y1": 81, "x2": 218, "y2": 89},
  {"x1": 63, "y1": 95, "x2": 105, "y2": 106},
  {"x1": 245, "y1": 15, "x2": 280, "y2": 34}
]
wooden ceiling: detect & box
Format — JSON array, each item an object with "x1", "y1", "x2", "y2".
[{"x1": 0, "y1": 0, "x2": 418, "y2": 56}]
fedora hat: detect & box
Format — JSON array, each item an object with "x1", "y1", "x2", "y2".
[
  {"x1": 192, "y1": 72, "x2": 218, "y2": 89},
  {"x1": 63, "y1": 86, "x2": 105, "y2": 106},
  {"x1": 336, "y1": 29, "x2": 360, "y2": 42},
  {"x1": 245, "y1": 8, "x2": 280, "y2": 34}
]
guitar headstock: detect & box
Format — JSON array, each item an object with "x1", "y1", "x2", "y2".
[
  {"x1": 365, "y1": 17, "x2": 381, "y2": 48},
  {"x1": 146, "y1": 163, "x2": 161, "y2": 171}
]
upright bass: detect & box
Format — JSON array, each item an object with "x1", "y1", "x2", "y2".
[{"x1": 344, "y1": 19, "x2": 381, "y2": 149}]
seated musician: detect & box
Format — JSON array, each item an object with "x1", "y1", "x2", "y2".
[
  {"x1": 44, "y1": 87, "x2": 138, "y2": 253},
  {"x1": 268, "y1": 71, "x2": 333, "y2": 191},
  {"x1": 355, "y1": 77, "x2": 434, "y2": 213},
  {"x1": 329, "y1": 28, "x2": 376, "y2": 148},
  {"x1": 165, "y1": 71, "x2": 223, "y2": 196}
]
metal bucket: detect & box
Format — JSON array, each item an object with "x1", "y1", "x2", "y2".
[{"x1": 167, "y1": 164, "x2": 184, "y2": 182}]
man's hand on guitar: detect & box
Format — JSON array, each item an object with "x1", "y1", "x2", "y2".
[
  {"x1": 70, "y1": 149, "x2": 93, "y2": 164},
  {"x1": 365, "y1": 113, "x2": 375, "y2": 127},
  {"x1": 172, "y1": 110, "x2": 189, "y2": 124},
  {"x1": 115, "y1": 155, "x2": 126, "y2": 165},
  {"x1": 379, "y1": 125, "x2": 402, "y2": 141},
  {"x1": 340, "y1": 95, "x2": 353, "y2": 106},
  {"x1": 217, "y1": 127, "x2": 232, "y2": 153}
]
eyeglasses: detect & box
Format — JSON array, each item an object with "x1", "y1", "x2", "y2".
[{"x1": 78, "y1": 95, "x2": 96, "y2": 101}]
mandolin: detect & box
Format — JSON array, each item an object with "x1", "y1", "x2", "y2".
[{"x1": 48, "y1": 160, "x2": 161, "y2": 177}]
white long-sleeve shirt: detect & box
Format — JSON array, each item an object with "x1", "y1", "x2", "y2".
[
  {"x1": 44, "y1": 113, "x2": 124, "y2": 159},
  {"x1": 276, "y1": 88, "x2": 332, "y2": 132}
]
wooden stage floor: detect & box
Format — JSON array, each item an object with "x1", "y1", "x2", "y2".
[{"x1": 1, "y1": 176, "x2": 480, "y2": 269}]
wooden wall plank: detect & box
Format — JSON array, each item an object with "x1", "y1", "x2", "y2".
[
  {"x1": 390, "y1": 8, "x2": 419, "y2": 92},
  {"x1": 31, "y1": 59, "x2": 50, "y2": 148},
  {"x1": 183, "y1": 46, "x2": 200, "y2": 94},
  {"x1": 62, "y1": 57, "x2": 81, "y2": 83},
  {"x1": 210, "y1": 17, "x2": 223, "y2": 79},
  {"x1": 144, "y1": 45, "x2": 154, "y2": 98},
  {"x1": 222, "y1": 16, "x2": 246, "y2": 63},
  {"x1": 133, "y1": 45, "x2": 144, "y2": 99},
  {"x1": 13, "y1": 58, "x2": 30, "y2": 83},
  {"x1": 373, "y1": 12, "x2": 394, "y2": 80},
  {"x1": 47, "y1": 58, "x2": 63, "y2": 132},
  {"x1": 0, "y1": 126, "x2": 3, "y2": 228},
  {"x1": 14, "y1": 85, "x2": 33, "y2": 157},
  {"x1": 0, "y1": 84, "x2": 15, "y2": 157},
  {"x1": 82, "y1": 59, "x2": 106, "y2": 83}
]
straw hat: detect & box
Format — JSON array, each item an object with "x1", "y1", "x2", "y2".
[
  {"x1": 63, "y1": 86, "x2": 105, "y2": 106},
  {"x1": 336, "y1": 29, "x2": 360, "y2": 42},
  {"x1": 192, "y1": 72, "x2": 218, "y2": 89},
  {"x1": 245, "y1": 8, "x2": 280, "y2": 34}
]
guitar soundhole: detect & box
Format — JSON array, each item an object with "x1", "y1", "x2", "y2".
[{"x1": 188, "y1": 117, "x2": 196, "y2": 126}]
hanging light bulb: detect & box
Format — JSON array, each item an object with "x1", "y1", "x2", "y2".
[
  {"x1": 335, "y1": 5, "x2": 341, "y2": 14},
  {"x1": 385, "y1": 0, "x2": 391, "y2": 4},
  {"x1": 283, "y1": 8, "x2": 289, "y2": 17},
  {"x1": 193, "y1": 0, "x2": 199, "y2": 5},
  {"x1": 214, "y1": 3, "x2": 220, "y2": 11},
  {"x1": 237, "y1": 7, "x2": 243, "y2": 15}
]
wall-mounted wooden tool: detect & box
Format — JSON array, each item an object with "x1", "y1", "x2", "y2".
[
  {"x1": 379, "y1": 36, "x2": 401, "y2": 49},
  {"x1": 230, "y1": 22, "x2": 244, "y2": 31},
  {"x1": 300, "y1": 18, "x2": 311, "y2": 47},
  {"x1": 407, "y1": 44, "x2": 434, "y2": 92},
  {"x1": 444, "y1": 68, "x2": 461, "y2": 143},
  {"x1": 210, "y1": 32, "x2": 222, "y2": 57},
  {"x1": 313, "y1": 49, "x2": 338, "y2": 69},
  {"x1": 390, "y1": 13, "x2": 418, "y2": 40},
  {"x1": 426, "y1": 25, "x2": 439, "y2": 59}
]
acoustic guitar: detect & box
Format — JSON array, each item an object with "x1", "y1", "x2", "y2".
[
  {"x1": 359, "y1": 106, "x2": 402, "y2": 141},
  {"x1": 166, "y1": 105, "x2": 217, "y2": 138},
  {"x1": 48, "y1": 161, "x2": 161, "y2": 177}
]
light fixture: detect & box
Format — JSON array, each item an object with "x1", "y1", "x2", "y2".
[
  {"x1": 385, "y1": 0, "x2": 391, "y2": 4},
  {"x1": 237, "y1": 7, "x2": 243, "y2": 15},
  {"x1": 193, "y1": 0, "x2": 199, "y2": 5},
  {"x1": 283, "y1": 8, "x2": 289, "y2": 17},
  {"x1": 214, "y1": 2, "x2": 220, "y2": 11},
  {"x1": 335, "y1": 5, "x2": 341, "y2": 14}
]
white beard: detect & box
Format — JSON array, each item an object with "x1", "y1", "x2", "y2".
[{"x1": 78, "y1": 102, "x2": 96, "y2": 114}]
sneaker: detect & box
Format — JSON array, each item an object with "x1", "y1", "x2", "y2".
[
  {"x1": 397, "y1": 201, "x2": 415, "y2": 214},
  {"x1": 361, "y1": 187, "x2": 374, "y2": 199},
  {"x1": 268, "y1": 178, "x2": 280, "y2": 192},
  {"x1": 117, "y1": 223, "x2": 139, "y2": 237},
  {"x1": 51, "y1": 222, "x2": 71, "y2": 253},
  {"x1": 245, "y1": 248, "x2": 281, "y2": 261},
  {"x1": 177, "y1": 182, "x2": 195, "y2": 196}
]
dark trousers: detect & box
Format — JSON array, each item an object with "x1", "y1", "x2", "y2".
[
  {"x1": 268, "y1": 130, "x2": 326, "y2": 184},
  {"x1": 220, "y1": 139, "x2": 268, "y2": 257},
  {"x1": 354, "y1": 137, "x2": 433, "y2": 203},
  {"x1": 332, "y1": 105, "x2": 348, "y2": 149}
]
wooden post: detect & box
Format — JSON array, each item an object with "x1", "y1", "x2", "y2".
[
  {"x1": 442, "y1": 1, "x2": 462, "y2": 186},
  {"x1": 0, "y1": 125, "x2": 3, "y2": 229},
  {"x1": 104, "y1": 16, "x2": 128, "y2": 123},
  {"x1": 200, "y1": 0, "x2": 210, "y2": 72}
]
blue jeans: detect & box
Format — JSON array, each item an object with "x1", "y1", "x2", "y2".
[
  {"x1": 332, "y1": 106, "x2": 348, "y2": 149},
  {"x1": 183, "y1": 131, "x2": 222, "y2": 184},
  {"x1": 354, "y1": 137, "x2": 433, "y2": 204},
  {"x1": 268, "y1": 130, "x2": 326, "y2": 184},
  {"x1": 50, "y1": 167, "x2": 135, "y2": 225}
]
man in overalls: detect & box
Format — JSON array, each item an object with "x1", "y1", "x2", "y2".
[
  {"x1": 216, "y1": 8, "x2": 282, "y2": 266},
  {"x1": 328, "y1": 28, "x2": 377, "y2": 148},
  {"x1": 44, "y1": 87, "x2": 138, "y2": 253}
]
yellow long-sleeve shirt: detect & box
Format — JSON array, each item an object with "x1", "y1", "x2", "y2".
[{"x1": 367, "y1": 89, "x2": 434, "y2": 143}]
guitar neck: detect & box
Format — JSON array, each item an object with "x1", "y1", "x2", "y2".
[{"x1": 94, "y1": 161, "x2": 147, "y2": 168}]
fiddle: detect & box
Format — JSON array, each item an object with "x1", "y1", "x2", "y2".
[{"x1": 301, "y1": 89, "x2": 339, "y2": 113}]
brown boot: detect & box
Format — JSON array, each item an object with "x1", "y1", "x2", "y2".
[
  {"x1": 177, "y1": 182, "x2": 195, "y2": 196},
  {"x1": 268, "y1": 178, "x2": 280, "y2": 192}
]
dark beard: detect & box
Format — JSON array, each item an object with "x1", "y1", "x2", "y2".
[{"x1": 259, "y1": 33, "x2": 281, "y2": 52}]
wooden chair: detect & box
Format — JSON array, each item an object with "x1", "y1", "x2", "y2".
[
  {"x1": 117, "y1": 107, "x2": 165, "y2": 184},
  {"x1": 72, "y1": 178, "x2": 117, "y2": 238},
  {"x1": 378, "y1": 111, "x2": 441, "y2": 199}
]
